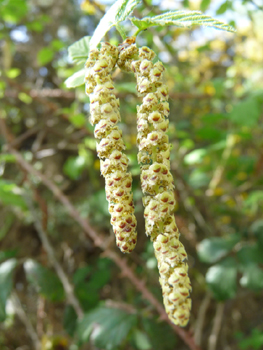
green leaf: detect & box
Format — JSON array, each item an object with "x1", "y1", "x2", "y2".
[
  {"x1": 184, "y1": 148, "x2": 207, "y2": 165},
  {"x1": 1, "y1": 0, "x2": 28, "y2": 23},
  {"x1": 18, "y1": 92, "x2": 32, "y2": 104},
  {"x1": 0, "y1": 213, "x2": 15, "y2": 242},
  {"x1": 63, "y1": 305, "x2": 78, "y2": 336},
  {"x1": 133, "y1": 329, "x2": 151, "y2": 350},
  {"x1": 0, "y1": 180, "x2": 27, "y2": 209},
  {"x1": 142, "y1": 317, "x2": 177, "y2": 350},
  {"x1": 37, "y1": 47, "x2": 54, "y2": 66},
  {"x1": 212, "y1": 77, "x2": 225, "y2": 98},
  {"x1": 51, "y1": 39, "x2": 64, "y2": 51},
  {"x1": 68, "y1": 113, "x2": 86, "y2": 127},
  {"x1": 0, "y1": 259, "x2": 17, "y2": 321},
  {"x1": 26, "y1": 20, "x2": 43, "y2": 32},
  {"x1": 89, "y1": 0, "x2": 141, "y2": 49},
  {"x1": 0, "y1": 154, "x2": 16, "y2": 163},
  {"x1": 63, "y1": 155, "x2": 86, "y2": 180},
  {"x1": 73, "y1": 260, "x2": 111, "y2": 311},
  {"x1": 200, "y1": 0, "x2": 211, "y2": 12},
  {"x1": 6, "y1": 68, "x2": 21, "y2": 79},
  {"x1": 240, "y1": 264, "x2": 263, "y2": 291},
  {"x1": 237, "y1": 244, "x2": 263, "y2": 266},
  {"x1": 228, "y1": 97, "x2": 261, "y2": 127},
  {"x1": 115, "y1": 82, "x2": 137, "y2": 93},
  {"x1": 206, "y1": 257, "x2": 237, "y2": 300},
  {"x1": 24, "y1": 260, "x2": 65, "y2": 302},
  {"x1": 238, "y1": 328, "x2": 263, "y2": 350},
  {"x1": 216, "y1": 1, "x2": 231, "y2": 15},
  {"x1": 0, "y1": 250, "x2": 17, "y2": 263},
  {"x1": 131, "y1": 10, "x2": 236, "y2": 34},
  {"x1": 65, "y1": 69, "x2": 85, "y2": 88},
  {"x1": 250, "y1": 220, "x2": 263, "y2": 247},
  {"x1": 77, "y1": 307, "x2": 137, "y2": 349},
  {"x1": 244, "y1": 191, "x2": 263, "y2": 213},
  {"x1": 68, "y1": 36, "x2": 91, "y2": 64},
  {"x1": 188, "y1": 170, "x2": 210, "y2": 189},
  {"x1": 196, "y1": 126, "x2": 223, "y2": 141},
  {"x1": 198, "y1": 235, "x2": 239, "y2": 264}
]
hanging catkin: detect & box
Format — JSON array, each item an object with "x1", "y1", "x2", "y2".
[
  {"x1": 117, "y1": 37, "x2": 192, "y2": 326},
  {"x1": 85, "y1": 42, "x2": 137, "y2": 253}
]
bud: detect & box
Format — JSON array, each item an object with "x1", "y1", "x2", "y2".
[{"x1": 139, "y1": 46, "x2": 156, "y2": 60}]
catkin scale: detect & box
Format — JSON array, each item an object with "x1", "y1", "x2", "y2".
[
  {"x1": 117, "y1": 38, "x2": 192, "y2": 326},
  {"x1": 85, "y1": 42, "x2": 137, "y2": 253}
]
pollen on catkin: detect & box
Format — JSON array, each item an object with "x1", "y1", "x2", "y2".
[
  {"x1": 85, "y1": 42, "x2": 137, "y2": 253},
  {"x1": 117, "y1": 38, "x2": 192, "y2": 326}
]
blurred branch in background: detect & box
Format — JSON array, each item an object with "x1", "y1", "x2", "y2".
[
  {"x1": 207, "y1": 134, "x2": 237, "y2": 194},
  {"x1": 11, "y1": 292, "x2": 41, "y2": 350},
  {"x1": 24, "y1": 193, "x2": 84, "y2": 319},
  {"x1": 208, "y1": 302, "x2": 225, "y2": 350},
  {"x1": 194, "y1": 292, "x2": 211, "y2": 346}
]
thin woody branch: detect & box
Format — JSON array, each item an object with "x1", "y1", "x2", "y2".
[
  {"x1": 24, "y1": 194, "x2": 84, "y2": 319},
  {"x1": 11, "y1": 292, "x2": 41, "y2": 350}
]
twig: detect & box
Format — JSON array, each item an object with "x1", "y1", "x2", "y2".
[
  {"x1": 194, "y1": 293, "x2": 211, "y2": 346},
  {"x1": 247, "y1": 0, "x2": 263, "y2": 10},
  {"x1": 24, "y1": 194, "x2": 84, "y2": 319},
  {"x1": 5, "y1": 88, "x2": 75, "y2": 99},
  {"x1": 36, "y1": 296, "x2": 45, "y2": 338},
  {"x1": 207, "y1": 134, "x2": 236, "y2": 193},
  {"x1": 11, "y1": 292, "x2": 41, "y2": 350},
  {"x1": 6, "y1": 77, "x2": 210, "y2": 103},
  {"x1": 7, "y1": 125, "x2": 41, "y2": 149},
  {"x1": 1, "y1": 119, "x2": 201, "y2": 350},
  {"x1": 105, "y1": 300, "x2": 137, "y2": 314},
  {"x1": 173, "y1": 167, "x2": 213, "y2": 236},
  {"x1": 208, "y1": 302, "x2": 225, "y2": 350}
]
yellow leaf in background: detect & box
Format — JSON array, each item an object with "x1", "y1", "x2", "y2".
[
  {"x1": 173, "y1": 200, "x2": 179, "y2": 211},
  {"x1": 241, "y1": 192, "x2": 248, "y2": 200},
  {"x1": 130, "y1": 134, "x2": 137, "y2": 145},
  {"x1": 214, "y1": 187, "x2": 224, "y2": 196},
  {"x1": 221, "y1": 216, "x2": 231, "y2": 224},
  {"x1": 94, "y1": 159, "x2": 100, "y2": 170},
  {"x1": 204, "y1": 84, "x2": 215, "y2": 96},
  {"x1": 237, "y1": 172, "x2": 247, "y2": 181},
  {"x1": 81, "y1": 1, "x2": 96, "y2": 15},
  {"x1": 233, "y1": 149, "x2": 241, "y2": 157},
  {"x1": 81, "y1": 0, "x2": 105, "y2": 15},
  {"x1": 178, "y1": 50, "x2": 189, "y2": 62},
  {"x1": 225, "y1": 198, "x2": 236, "y2": 208},
  {"x1": 210, "y1": 39, "x2": 226, "y2": 51}
]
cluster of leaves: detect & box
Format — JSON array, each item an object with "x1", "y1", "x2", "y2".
[{"x1": 66, "y1": 0, "x2": 235, "y2": 89}]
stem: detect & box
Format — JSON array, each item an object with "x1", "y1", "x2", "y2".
[
  {"x1": 11, "y1": 293, "x2": 41, "y2": 350},
  {"x1": 24, "y1": 194, "x2": 84, "y2": 319},
  {"x1": 194, "y1": 293, "x2": 211, "y2": 346},
  {"x1": 208, "y1": 302, "x2": 225, "y2": 350},
  {"x1": 134, "y1": 28, "x2": 141, "y2": 37}
]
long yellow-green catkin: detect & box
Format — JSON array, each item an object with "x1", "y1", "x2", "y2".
[
  {"x1": 117, "y1": 38, "x2": 192, "y2": 326},
  {"x1": 85, "y1": 42, "x2": 137, "y2": 253}
]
